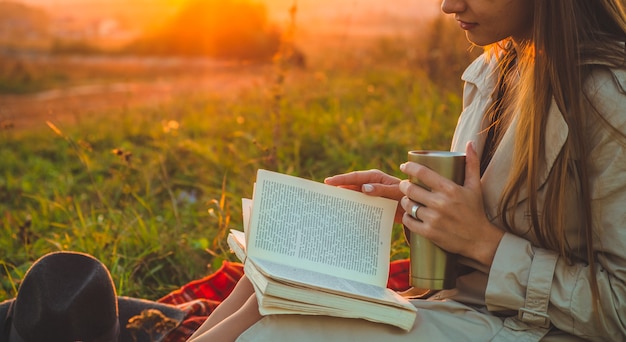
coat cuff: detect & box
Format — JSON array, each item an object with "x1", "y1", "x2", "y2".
[{"x1": 486, "y1": 232, "x2": 559, "y2": 328}]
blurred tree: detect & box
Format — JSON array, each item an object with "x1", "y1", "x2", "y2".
[
  {"x1": 0, "y1": 2, "x2": 50, "y2": 52},
  {"x1": 127, "y1": 0, "x2": 281, "y2": 61}
]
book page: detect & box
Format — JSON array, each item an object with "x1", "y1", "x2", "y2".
[
  {"x1": 248, "y1": 258, "x2": 414, "y2": 310},
  {"x1": 227, "y1": 230, "x2": 247, "y2": 263},
  {"x1": 242, "y1": 197, "x2": 253, "y2": 243},
  {"x1": 247, "y1": 169, "x2": 397, "y2": 286}
]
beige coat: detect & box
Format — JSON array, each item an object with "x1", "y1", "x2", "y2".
[{"x1": 237, "y1": 54, "x2": 626, "y2": 341}]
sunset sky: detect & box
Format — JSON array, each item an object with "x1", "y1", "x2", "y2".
[
  {"x1": 7, "y1": 0, "x2": 441, "y2": 56},
  {"x1": 18, "y1": 0, "x2": 440, "y2": 30}
]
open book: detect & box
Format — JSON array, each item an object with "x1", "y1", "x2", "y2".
[{"x1": 227, "y1": 169, "x2": 417, "y2": 331}]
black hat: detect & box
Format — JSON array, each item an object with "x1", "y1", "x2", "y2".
[{"x1": 0, "y1": 251, "x2": 185, "y2": 342}]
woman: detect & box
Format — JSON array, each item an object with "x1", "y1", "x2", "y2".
[{"x1": 189, "y1": 0, "x2": 626, "y2": 340}]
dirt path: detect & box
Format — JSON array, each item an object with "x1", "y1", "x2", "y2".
[{"x1": 0, "y1": 62, "x2": 273, "y2": 131}]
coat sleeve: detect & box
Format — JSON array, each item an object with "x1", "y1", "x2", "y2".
[{"x1": 484, "y1": 67, "x2": 626, "y2": 341}]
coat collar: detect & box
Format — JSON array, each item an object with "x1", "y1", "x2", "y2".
[{"x1": 452, "y1": 54, "x2": 569, "y2": 221}]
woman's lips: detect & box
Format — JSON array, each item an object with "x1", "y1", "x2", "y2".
[{"x1": 458, "y1": 20, "x2": 478, "y2": 30}]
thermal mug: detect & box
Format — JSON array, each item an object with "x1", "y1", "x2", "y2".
[{"x1": 407, "y1": 150, "x2": 466, "y2": 290}]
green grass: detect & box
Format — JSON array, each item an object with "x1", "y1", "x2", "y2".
[{"x1": 0, "y1": 37, "x2": 466, "y2": 302}]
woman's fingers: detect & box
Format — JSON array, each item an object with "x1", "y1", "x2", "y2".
[
  {"x1": 325, "y1": 169, "x2": 402, "y2": 199},
  {"x1": 325, "y1": 169, "x2": 404, "y2": 222},
  {"x1": 324, "y1": 169, "x2": 400, "y2": 187}
]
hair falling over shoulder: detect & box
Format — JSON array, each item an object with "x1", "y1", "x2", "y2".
[{"x1": 488, "y1": 0, "x2": 626, "y2": 307}]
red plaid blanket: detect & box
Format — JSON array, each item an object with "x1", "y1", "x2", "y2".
[{"x1": 159, "y1": 259, "x2": 411, "y2": 341}]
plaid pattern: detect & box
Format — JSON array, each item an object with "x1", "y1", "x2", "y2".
[
  {"x1": 159, "y1": 259, "x2": 410, "y2": 341},
  {"x1": 386, "y1": 259, "x2": 411, "y2": 292}
]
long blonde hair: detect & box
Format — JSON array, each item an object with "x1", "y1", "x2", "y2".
[{"x1": 492, "y1": 0, "x2": 625, "y2": 300}]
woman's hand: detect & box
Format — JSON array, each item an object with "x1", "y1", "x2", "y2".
[
  {"x1": 399, "y1": 142, "x2": 504, "y2": 267},
  {"x1": 324, "y1": 169, "x2": 405, "y2": 223}
]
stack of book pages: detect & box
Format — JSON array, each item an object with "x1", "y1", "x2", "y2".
[{"x1": 227, "y1": 169, "x2": 417, "y2": 331}]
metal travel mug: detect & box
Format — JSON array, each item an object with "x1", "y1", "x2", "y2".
[{"x1": 407, "y1": 150, "x2": 466, "y2": 290}]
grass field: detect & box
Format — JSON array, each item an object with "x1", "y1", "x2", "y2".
[{"x1": 0, "y1": 22, "x2": 476, "y2": 301}]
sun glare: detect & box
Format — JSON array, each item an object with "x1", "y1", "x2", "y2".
[{"x1": 158, "y1": 0, "x2": 190, "y2": 7}]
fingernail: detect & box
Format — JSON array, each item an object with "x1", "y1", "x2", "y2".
[
  {"x1": 362, "y1": 184, "x2": 374, "y2": 193},
  {"x1": 399, "y1": 163, "x2": 407, "y2": 171}
]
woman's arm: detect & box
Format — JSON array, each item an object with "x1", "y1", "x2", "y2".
[{"x1": 486, "y1": 67, "x2": 626, "y2": 340}]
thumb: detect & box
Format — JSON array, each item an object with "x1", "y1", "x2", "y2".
[{"x1": 464, "y1": 141, "x2": 481, "y2": 189}]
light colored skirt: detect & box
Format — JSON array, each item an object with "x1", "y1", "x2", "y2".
[{"x1": 237, "y1": 299, "x2": 583, "y2": 342}]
